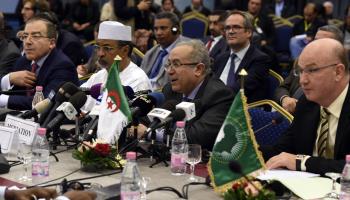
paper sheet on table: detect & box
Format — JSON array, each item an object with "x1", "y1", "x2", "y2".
[{"x1": 257, "y1": 170, "x2": 340, "y2": 199}]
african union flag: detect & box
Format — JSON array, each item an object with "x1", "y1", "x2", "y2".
[{"x1": 208, "y1": 90, "x2": 265, "y2": 193}]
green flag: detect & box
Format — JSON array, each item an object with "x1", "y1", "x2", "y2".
[
  {"x1": 97, "y1": 56, "x2": 132, "y2": 144},
  {"x1": 208, "y1": 90, "x2": 265, "y2": 193}
]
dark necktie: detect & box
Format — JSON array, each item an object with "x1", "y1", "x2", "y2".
[
  {"x1": 317, "y1": 108, "x2": 330, "y2": 158},
  {"x1": 226, "y1": 53, "x2": 237, "y2": 88},
  {"x1": 149, "y1": 49, "x2": 168, "y2": 79},
  {"x1": 182, "y1": 96, "x2": 192, "y2": 102},
  {"x1": 27, "y1": 62, "x2": 37, "y2": 96},
  {"x1": 206, "y1": 37, "x2": 214, "y2": 51}
]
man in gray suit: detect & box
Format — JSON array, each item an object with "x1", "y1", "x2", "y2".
[{"x1": 140, "y1": 12, "x2": 189, "y2": 91}]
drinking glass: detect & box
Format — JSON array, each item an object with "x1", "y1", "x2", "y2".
[
  {"x1": 325, "y1": 172, "x2": 341, "y2": 199},
  {"x1": 140, "y1": 176, "x2": 151, "y2": 200},
  {"x1": 186, "y1": 144, "x2": 201, "y2": 182},
  {"x1": 17, "y1": 141, "x2": 32, "y2": 182}
]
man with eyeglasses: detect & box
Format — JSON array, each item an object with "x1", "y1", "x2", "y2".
[
  {"x1": 80, "y1": 21, "x2": 152, "y2": 113},
  {"x1": 0, "y1": 17, "x2": 78, "y2": 110},
  {"x1": 138, "y1": 40, "x2": 233, "y2": 151},
  {"x1": 213, "y1": 10, "x2": 270, "y2": 104},
  {"x1": 261, "y1": 38, "x2": 350, "y2": 175}
]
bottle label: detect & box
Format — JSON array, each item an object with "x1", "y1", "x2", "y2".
[
  {"x1": 32, "y1": 161, "x2": 40, "y2": 176},
  {"x1": 32, "y1": 161, "x2": 49, "y2": 176},
  {"x1": 171, "y1": 153, "x2": 187, "y2": 167},
  {"x1": 121, "y1": 191, "x2": 140, "y2": 200}
]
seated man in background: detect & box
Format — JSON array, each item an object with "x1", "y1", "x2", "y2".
[
  {"x1": 139, "y1": 40, "x2": 234, "y2": 151},
  {"x1": 274, "y1": 25, "x2": 344, "y2": 114},
  {"x1": 261, "y1": 38, "x2": 350, "y2": 175},
  {"x1": 1, "y1": 17, "x2": 78, "y2": 110}
]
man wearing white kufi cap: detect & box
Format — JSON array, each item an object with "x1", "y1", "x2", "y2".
[{"x1": 81, "y1": 21, "x2": 152, "y2": 113}]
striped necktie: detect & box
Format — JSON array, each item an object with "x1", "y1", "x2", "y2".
[{"x1": 317, "y1": 108, "x2": 330, "y2": 158}]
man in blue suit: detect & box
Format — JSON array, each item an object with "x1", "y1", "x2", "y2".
[{"x1": 0, "y1": 17, "x2": 79, "y2": 110}]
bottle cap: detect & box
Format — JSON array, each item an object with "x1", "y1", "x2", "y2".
[
  {"x1": 37, "y1": 128, "x2": 47, "y2": 136},
  {"x1": 126, "y1": 152, "x2": 136, "y2": 160},
  {"x1": 176, "y1": 121, "x2": 185, "y2": 128},
  {"x1": 36, "y1": 86, "x2": 43, "y2": 92},
  {"x1": 346, "y1": 155, "x2": 350, "y2": 161}
]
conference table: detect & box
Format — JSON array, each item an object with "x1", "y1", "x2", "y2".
[{"x1": 1, "y1": 146, "x2": 221, "y2": 200}]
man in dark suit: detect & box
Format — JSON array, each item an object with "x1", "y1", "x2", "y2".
[
  {"x1": 262, "y1": 38, "x2": 350, "y2": 175},
  {"x1": 266, "y1": 0, "x2": 296, "y2": 18},
  {"x1": 139, "y1": 40, "x2": 234, "y2": 151},
  {"x1": 213, "y1": 10, "x2": 270, "y2": 104},
  {"x1": 0, "y1": 17, "x2": 78, "y2": 110}
]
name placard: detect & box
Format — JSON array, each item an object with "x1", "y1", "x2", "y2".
[
  {"x1": 5, "y1": 115, "x2": 40, "y2": 145},
  {"x1": 0, "y1": 126, "x2": 17, "y2": 153}
]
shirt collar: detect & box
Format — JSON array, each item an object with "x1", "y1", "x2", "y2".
[
  {"x1": 324, "y1": 83, "x2": 349, "y2": 118},
  {"x1": 183, "y1": 80, "x2": 204, "y2": 100},
  {"x1": 162, "y1": 36, "x2": 181, "y2": 53},
  {"x1": 32, "y1": 52, "x2": 50, "y2": 68},
  {"x1": 213, "y1": 35, "x2": 223, "y2": 42},
  {"x1": 231, "y1": 43, "x2": 250, "y2": 61}
]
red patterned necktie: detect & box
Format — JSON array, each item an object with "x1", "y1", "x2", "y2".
[{"x1": 27, "y1": 62, "x2": 37, "y2": 96}]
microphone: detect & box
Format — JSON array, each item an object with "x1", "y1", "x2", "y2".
[
  {"x1": 80, "y1": 84, "x2": 135, "y2": 100},
  {"x1": 82, "y1": 116, "x2": 99, "y2": 141},
  {"x1": 175, "y1": 101, "x2": 196, "y2": 121},
  {"x1": 254, "y1": 113, "x2": 284, "y2": 135},
  {"x1": 130, "y1": 92, "x2": 165, "y2": 118},
  {"x1": 228, "y1": 160, "x2": 261, "y2": 192},
  {"x1": 123, "y1": 85, "x2": 135, "y2": 100},
  {"x1": 145, "y1": 100, "x2": 178, "y2": 134},
  {"x1": 40, "y1": 82, "x2": 80, "y2": 126},
  {"x1": 153, "y1": 108, "x2": 186, "y2": 130},
  {"x1": 18, "y1": 99, "x2": 51, "y2": 119},
  {"x1": 45, "y1": 91, "x2": 87, "y2": 132}
]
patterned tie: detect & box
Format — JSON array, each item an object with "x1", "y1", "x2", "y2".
[
  {"x1": 27, "y1": 62, "x2": 37, "y2": 96},
  {"x1": 317, "y1": 108, "x2": 330, "y2": 158},
  {"x1": 149, "y1": 49, "x2": 168, "y2": 79},
  {"x1": 226, "y1": 53, "x2": 237, "y2": 88}
]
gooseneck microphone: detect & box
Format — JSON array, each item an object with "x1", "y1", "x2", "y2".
[
  {"x1": 18, "y1": 99, "x2": 51, "y2": 119},
  {"x1": 254, "y1": 113, "x2": 284, "y2": 135}
]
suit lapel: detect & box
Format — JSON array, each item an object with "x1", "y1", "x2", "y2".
[
  {"x1": 215, "y1": 52, "x2": 230, "y2": 76},
  {"x1": 235, "y1": 45, "x2": 253, "y2": 79},
  {"x1": 334, "y1": 86, "x2": 350, "y2": 157}
]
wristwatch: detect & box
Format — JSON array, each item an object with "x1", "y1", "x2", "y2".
[{"x1": 296, "y1": 154, "x2": 307, "y2": 171}]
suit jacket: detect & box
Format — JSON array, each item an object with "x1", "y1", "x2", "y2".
[
  {"x1": 203, "y1": 36, "x2": 230, "y2": 61},
  {"x1": 261, "y1": 86, "x2": 350, "y2": 175},
  {"x1": 213, "y1": 44, "x2": 270, "y2": 103},
  {"x1": 8, "y1": 48, "x2": 79, "y2": 110},
  {"x1": 292, "y1": 17, "x2": 327, "y2": 37},
  {"x1": 0, "y1": 39, "x2": 20, "y2": 76},
  {"x1": 162, "y1": 74, "x2": 234, "y2": 151},
  {"x1": 274, "y1": 68, "x2": 300, "y2": 104},
  {"x1": 255, "y1": 14, "x2": 275, "y2": 46},
  {"x1": 266, "y1": 1, "x2": 296, "y2": 18},
  {"x1": 140, "y1": 35, "x2": 189, "y2": 90}
]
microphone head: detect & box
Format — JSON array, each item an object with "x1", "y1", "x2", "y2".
[
  {"x1": 90, "y1": 83, "x2": 102, "y2": 100},
  {"x1": 170, "y1": 109, "x2": 186, "y2": 121},
  {"x1": 35, "y1": 99, "x2": 51, "y2": 114},
  {"x1": 131, "y1": 95, "x2": 156, "y2": 117},
  {"x1": 123, "y1": 86, "x2": 135, "y2": 100},
  {"x1": 161, "y1": 100, "x2": 178, "y2": 111},
  {"x1": 228, "y1": 160, "x2": 242, "y2": 174},
  {"x1": 68, "y1": 91, "x2": 87, "y2": 111},
  {"x1": 56, "y1": 82, "x2": 79, "y2": 103},
  {"x1": 148, "y1": 92, "x2": 165, "y2": 107}
]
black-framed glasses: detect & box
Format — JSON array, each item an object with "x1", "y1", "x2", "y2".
[
  {"x1": 164, "y1": 60, "x2": 198, "y2": 71},
  {"x1": 94, "y1": 45, "x2": 116, "y2": 53},
  {"x1": 293, "y1": 63, "x2": 338, "y2": 77},
  {"x1": 224, "y1": 25, "x2": 245, "y2": 32},
  {"x1": 18, "y1": 33, "x2": 49, "y2": 42}
]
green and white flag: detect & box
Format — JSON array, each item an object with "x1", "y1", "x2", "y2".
[
  {"x1": 97, "y1": 56, "x2": 132, "y2": 144},
  {"x1": 208, "y1": 90, "x2": 265, "y2": 193}
]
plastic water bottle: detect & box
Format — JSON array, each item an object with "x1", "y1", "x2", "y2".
[
  {"x1": 340, "y1": 155, "x2": 350, "y2": 199},
  {"x1": 120, "y1": 152, "x2": 141, "y2": 200},
  {"x1": 31, "y1": 128, "x2": 50, "y2": 184},
  {"x1": 32, "y1": 86, "x2": 45, "y2": 108},
  {"x1": 170, "y1": 121, "x2": 188, "y2": 175}
]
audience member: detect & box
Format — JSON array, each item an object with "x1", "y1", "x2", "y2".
[
  {"x1": 67, "y1": 0, "x2": 100, "y2": 42},
  {"x1": 139, "y1": 40, "x2": 234, "y2": 151},
  {"x1": 183, "y1": 0, "x2": 211, "y2": 17},
  {"x1": 213, "y1": 10, "x2": 270, "y2": 103},
  {"x1": 140, "y1": 12, "x2": 189, "y2": 91},
  {"x1": 81, "y1": 21, "x2": 152, "y2": 113},
  {"x1": 262, "y1": 38, "x2": 350, "y2": 175},
  {"x1": 266, "y1": 0, "x2": 296, "y2": 18},
  {"x1": 100, "y1": 0, "x2": 117, "y2": 21},
  {"x1": 160, "y1": 0, "x2": 181, "y2": 19},
  {"x1": 0, "y1": 12, "x2": 20, "y2": 76},
  {"x1": 204, "y1": 10, "x2": 229, "y2": 61},
  {"x1": 275, "y1": 25, "x2": 344, "y2": 114},
  {"x1": 3, "y1": 17, "x2": 78, "y2": 110},
  {"x1": 323, "y1": 1, "x2": 334, "y2": 21},
  {"x1": 21, "y1": 0, "x2": 49, "y2": 25}
]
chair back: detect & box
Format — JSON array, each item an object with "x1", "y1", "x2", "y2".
[
  {"x1": 180, "y1": 11, "x2": 209, "y2": 39},
  {"x1": 248, "y1": 100, "x2": 293, "y2": 146},
  {"x1": 268, "y1": 69, "x2": 283, "y2": 100}
]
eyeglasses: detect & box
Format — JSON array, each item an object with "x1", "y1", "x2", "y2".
[
  {"x1": 224, "y1": 25, "x2": 245, "y2": 32},
  {"x1": 94, "y1": 45, "x2": 116, "y2": 53},
  {"x1": 293, "y1": 63, "x2": 338, "y2": 77},
  {"x1": 18, "y1": 33, "x2": 49, "y2": 42},
  {"x1": 164, "y1": 60, "x2": 198, "y2": 71}
]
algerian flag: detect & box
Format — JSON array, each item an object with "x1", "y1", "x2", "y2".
[
  {"x1": 208, "y1": 90, "x2": 265, "y2": 193},
  {"x1": 97, "y1": 56, "x2": 132, "y2": 144}
]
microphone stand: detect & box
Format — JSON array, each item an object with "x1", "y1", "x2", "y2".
[{"x1": 148, "y1": 128, "x2": 169, "y2": 168}]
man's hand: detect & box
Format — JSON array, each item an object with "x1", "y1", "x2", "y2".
[
  {"x1": 265, "y1": 152, "x2": 297, "y2": 170},
  {"x1": 5, "y1": 187, "x2": 57, "y2": 200},
  {"x1": 137, "y1": 0, "x2": 151, "y2": 11},
  {"x1": 63, "y1": 190, "x2": 97, "y2": 200},
  {"x1": 9, "y1": 70, "x2": 36, "y2": 88},
  {"x1": 281, "y1": 96, "x2": 298, "y2": 113},
  {"x1": 77, "y1": 64, "x2": 88, "y2": 77}
]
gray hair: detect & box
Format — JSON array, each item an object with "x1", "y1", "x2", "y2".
[
  {"x1": 175, "y1": 39, "x2": 211, "y2": 75},
  {"x1": 318, "y1": 25, "x2": 344, "y2": 43}
]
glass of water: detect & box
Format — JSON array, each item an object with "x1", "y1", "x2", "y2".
[
  {"x1": 186, "y1": 144, "x2": 201, "y2": 182},
  {"x1": 17, "y1": 141, "x2": 32, "y2": 182}
]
